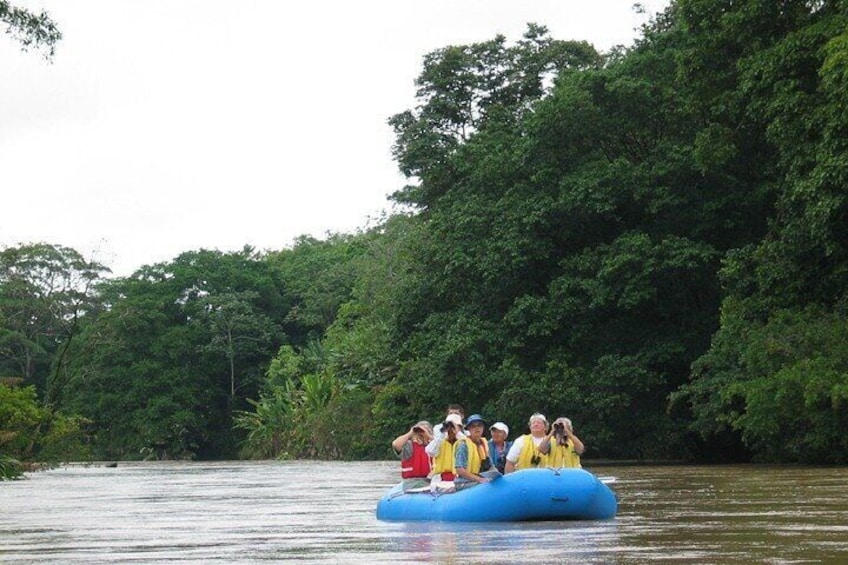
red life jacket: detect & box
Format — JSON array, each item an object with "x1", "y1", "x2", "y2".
[{"x1": 401, "y1": 441, "x2": 431, "y2": 478}]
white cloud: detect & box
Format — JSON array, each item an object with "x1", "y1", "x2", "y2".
[{"x1": 1, "y1": 0, "x2": 669, "y2": 276}]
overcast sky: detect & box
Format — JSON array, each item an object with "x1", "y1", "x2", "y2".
[{"x1": 1, "y1": 0, "x2": 670, "y2": 277}]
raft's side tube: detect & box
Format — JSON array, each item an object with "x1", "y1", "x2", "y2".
[{"x1": 376, "y1": 468, "x2": 617, "y2": 522}]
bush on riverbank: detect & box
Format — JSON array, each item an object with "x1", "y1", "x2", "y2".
[
  {"x1": 0, "y1": 381, "x2": 91, "y2": 475},
  {"x1": 0, "y1": 454, "x2": 22, "y2": 480}
]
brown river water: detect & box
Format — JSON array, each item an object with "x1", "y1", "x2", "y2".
[{"x1": 1, "y1": 461, "x2": 847, "y2": 564}]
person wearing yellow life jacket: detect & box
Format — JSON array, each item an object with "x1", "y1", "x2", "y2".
[
  {"x1": 430, "y1": 404, "x2": 466, "y2": 438},
  {"x1": 427, "y1": 412, "x2": 464, "y2": 484},
  {"x1": 504, "y1": 413, "x2": 550, "y2": 473},
  {"x1": 454, "y1": 414, "x2": 501, "y2": 490},
  {"x1": 391, "y1": 420, "x2": 433, "y2": 490},
  {"x1": 539, "y1": 416, "x2": 584, "y2": 468}
]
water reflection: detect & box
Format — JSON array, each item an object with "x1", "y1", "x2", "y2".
[
  {"x1": 380, "y1": 519, "x2": 619, "y2": 564},
  {"x1": 1, "y1": 461, "x2": 847, "y2": 563}
]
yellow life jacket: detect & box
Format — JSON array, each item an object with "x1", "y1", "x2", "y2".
[
  {"x1": 515, "y1": 434, "x2": 548, "y2": 470},
  {"x1": 431, "y1": 438, "x2": 458, "y2": 478},
  {"x1": 547, "y1": 439, "x2": 582, "y2": 469},
  {"x1": 459, "y1": 437, "x2": 490, "y2": 474}
]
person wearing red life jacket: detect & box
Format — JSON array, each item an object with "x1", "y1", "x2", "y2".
[{"x1": 391, "y1": 420, "x2": 433, "y2": 491}]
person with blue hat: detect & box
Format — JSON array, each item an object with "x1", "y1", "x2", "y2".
[{"x1": 454, "y1": 414, "x2": 501, "y2": 490}]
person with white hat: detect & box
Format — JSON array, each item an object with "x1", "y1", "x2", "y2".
[
  {"x1": 426, "y1": 405, "x2": 466, "y2": 485},
  {"x1": 488, "y1": 421, "x2": 512, "y2": 474},
  {"x1": 428, "y1": 404, "x2": 466, "y2": 439},
  {"x1": 504, "y1": 413, "x2": 550, "y2": 474}
]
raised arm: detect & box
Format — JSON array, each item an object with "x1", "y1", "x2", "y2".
[
  {"x1": 568, "y1": 429, "x2": 585, "y2": 455},
  {"x1": 391, "y1": 427, "x2": 415, "y2": 452}
]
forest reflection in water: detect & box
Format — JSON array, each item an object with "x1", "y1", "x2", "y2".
[{"x1": 1, "y1": 460, "x2": 847, "y2": 564}]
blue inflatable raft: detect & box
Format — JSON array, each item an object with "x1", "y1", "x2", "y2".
[{"x1": 376, "y1": 468, "x2": 617, "y2": 522}]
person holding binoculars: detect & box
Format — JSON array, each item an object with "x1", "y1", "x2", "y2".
[
  {"x1": 428, "y1": 404, "x2": 466, "y2": 439},
  {"x1": 426, "y1": 412, "x2": 465, "y2": 484},
  {"x1": 391, "y1": 420, "x2": 433, "y2": 490},
  {"x1": 503, "y1": 413, "x2": 585, "y2": 473},
  {"x1": 539, "y1": 416, "x2": 584, "y2": 469},
  {"x1": 425, "y1": 403, "x2": 466, "y2": 463}
]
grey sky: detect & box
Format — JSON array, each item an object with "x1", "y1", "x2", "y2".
[{"x1": 1, "y1": 0, "x2": 669, "y2": 276}]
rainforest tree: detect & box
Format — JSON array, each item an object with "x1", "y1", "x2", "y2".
[
  {"x1": 0, "y1": 243, "x2": 107, "y2": 398},
  {"x1": 59, "y1": 248, "x2": 289, "y2": 459},
  {"x1": 12, "y1": 0, "x2": 848, "y2": 464},
  {"x1": 672, "y1": 0, "x2": 848, "y2": 462}
]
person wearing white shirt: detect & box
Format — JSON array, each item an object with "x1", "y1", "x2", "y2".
[
  {"x1": 504, "y1": 413, "x2": 549, "y2": 473},
  {"x1": 426, "y1": 412, "x2": 465, "y2": 488},
  {"x1": 428, "y1": 404, "x2": 466, "y2": 440}
]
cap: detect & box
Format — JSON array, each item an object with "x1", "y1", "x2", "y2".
[
  {"x1": 444, "y1": 413, "x2": 463, "y2": 427},
  {"x1": 490, "y1": 422, "x2": 509, "y2": 436},
  {"x1": 465, "y1": 414, "x2": 486, "y2": 427}
]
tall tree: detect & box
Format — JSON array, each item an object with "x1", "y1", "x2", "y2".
[
  {"x1": 0, "y1": 243, "x2": 107, "y2": 401},
  {"x1": 267, "y1": 234, "x2": 366, "y2": 342},
  {"x1": 60, "y1": 248, "x2": 289, "y2": 459},
  {"x1": 383, "y1": 21, "x2": 709, "y2": 456},
  {"x1": 389, "y1": 24, "x2": 600, "y2": 210},
  {"x1": 196, "y1": 291, "x2": 277, "y2": 398},
  {"x1": 672, "y1": 0, "x2": 848, "y2": 462}
]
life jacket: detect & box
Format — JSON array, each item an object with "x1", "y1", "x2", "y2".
[
  {"x1": 431, "y1": 438, "x2": 458, "y2": 480},
  {"x1": 547, "y1": 438, "x2": 582, "y2": 469},
  {"x1": 514, "y1": 434, "x2": 548, "y2": 470},
  {"x1": 459, "y1": 437, "x2": 490, "y2": 475},
  {"x1": 401, "y1": 441, "x2": 431, "y2": 478}
]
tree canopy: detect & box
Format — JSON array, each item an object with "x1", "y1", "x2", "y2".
[{"x1": 4, "y1": 0, "x2": 848, "y2": 464}]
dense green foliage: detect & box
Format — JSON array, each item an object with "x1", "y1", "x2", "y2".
[
  {"x1": 0, "y1": 243, "x2": 107, "y2": 397},
  {"x1": 57, "y1": 248, "x2": 291, "y2": 459},
  {"x1": 0, "y1": 244, "x2": 102, "y2": 474},
  {"x1": 3, "y1": 0, "x2": 847, "y2": 464},
  {"x1": 1, "y1": 380, "x2": 90, "y2": 478}
]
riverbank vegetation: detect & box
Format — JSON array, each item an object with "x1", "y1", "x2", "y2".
[{"x1": 3, "y1": 0, "x2": 847, "y2": 468}]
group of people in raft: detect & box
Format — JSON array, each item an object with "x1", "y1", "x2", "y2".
[{"x1": 391, "y1": 404, "x2": 585, "y2": 493}]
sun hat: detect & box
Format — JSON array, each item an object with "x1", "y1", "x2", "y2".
[
  {"x1": 465, "y1": 414, "x2": 486, "y2": 427},
  {"x1": 528, "y1": 413, "x2": 548, "y2": 426},
  {"x1": 490, "y1": 422, "x2": 509, "y2": 436}
]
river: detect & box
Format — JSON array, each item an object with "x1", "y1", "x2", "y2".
[{"x1": 1, "y1": 461, "x2": 847, "y2": 563}]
